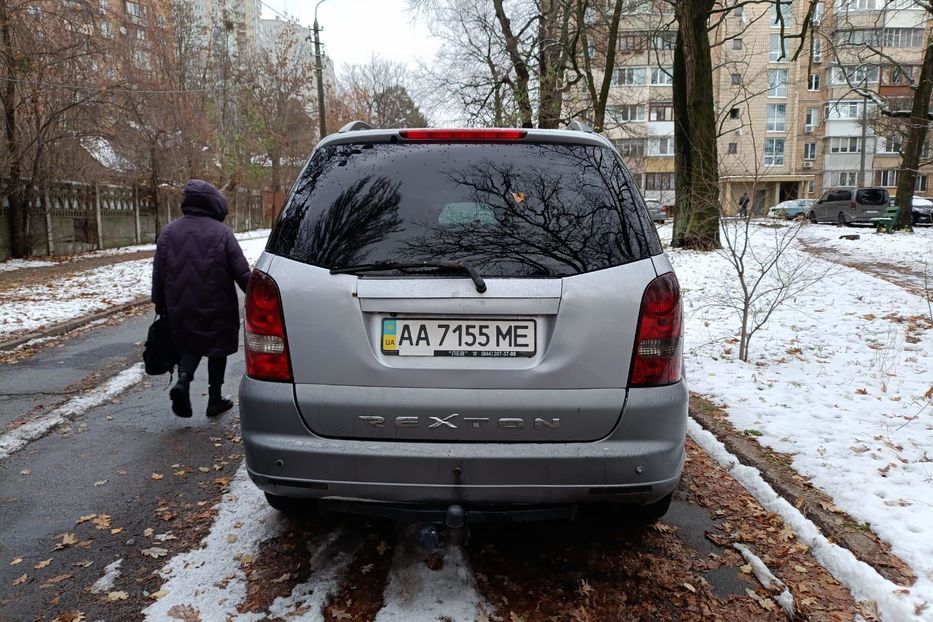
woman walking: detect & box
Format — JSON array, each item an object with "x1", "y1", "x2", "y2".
[{"x1": 151, "y1": 180, "x2": 251, "y2": 418}]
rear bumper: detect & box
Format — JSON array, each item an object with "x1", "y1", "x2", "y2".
[{"x1": 239, "y1": 377, "x2": 687, "y2": 506}]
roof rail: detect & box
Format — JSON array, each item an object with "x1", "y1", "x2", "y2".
[
  {"x1": 338, "y1": 120, "x2": 373, "y2": 133},
  {"x1": 567, "y1": 120, "x2": 594, "y2": 133}
]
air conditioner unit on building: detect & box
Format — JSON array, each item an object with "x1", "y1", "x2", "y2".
[
  {"x1": 804, "y1": 126, "x2": 814, "y2": 134},
  {"x1": 803, "y1": 161, "x2": 813, "y2": 169}
]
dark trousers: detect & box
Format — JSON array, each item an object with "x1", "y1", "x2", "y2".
[{"x1": 178, "y1": 351, "x2": 227, "y2": 389}]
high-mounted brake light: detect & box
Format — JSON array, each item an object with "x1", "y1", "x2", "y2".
[
  {"x1": 399, "y1": 129, "x2": 527, "y2": 141},
  {"x1": 244, "y1": 269, "x2": 292, "y2": 382},
  {"x1": 629, "y1": 272, "x2": 683, "y2": 387}
]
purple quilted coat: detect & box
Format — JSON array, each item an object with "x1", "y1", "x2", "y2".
[{"x1": 151, "y1": 180, "x2": 251, "y2": 357}]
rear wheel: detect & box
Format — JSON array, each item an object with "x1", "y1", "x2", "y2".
[
  {"x1": 264, "y1": 492, "x2": 317, "y2": 515},
  {"x1": 837, "y1": 212, "x2": 847, "y2": 227},
  {"x1": 626, "y1": 493, "x2": 673, "y2": 524}
]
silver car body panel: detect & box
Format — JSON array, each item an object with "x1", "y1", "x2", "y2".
[{"x1": 240, "y1": 377, "x2": 687, "y2": 505}]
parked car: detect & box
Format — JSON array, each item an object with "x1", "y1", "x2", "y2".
[
  {"x1": 808, "y1": 187, "x2": 889, "y2": 225},
  {"x1": 767, "y1": 199, "x2": 814, "y2": 220},
  {"x1": 890, "y1": 196, "x2": 933, "y2": 226},
  {"x1": 240, "y1": 125, "x2": 687, "y2": 525},
  {"x1": 645, "y1": 199, "x2": 667, "y2": 224}
]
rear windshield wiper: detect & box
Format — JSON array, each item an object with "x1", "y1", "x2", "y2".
[{"x1": 330, "y1": 260, "x2": 487, "y2": 293}]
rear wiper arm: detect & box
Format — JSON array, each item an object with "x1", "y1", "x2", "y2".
[{"x1": 330, "y1": 260, "x2": 487, "y2": 293}]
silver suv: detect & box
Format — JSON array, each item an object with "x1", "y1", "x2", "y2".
[{"x1": 239, "y1": 126, "x2": 687, "y2": 523}]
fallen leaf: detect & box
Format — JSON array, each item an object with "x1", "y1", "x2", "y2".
[
  {"x1": 20, "y1": 469, "x2": 30, "y2": 476},
  {"x1": 150, "y1": 589, "x2": 169, "y2": 599},
  {"x1": 155, "y1": 532, "x2": 177, "y2": 542},
  {"x1": 72, "y1": 560, "x2": 93, "y2": 568},
  {"x1": 226, "y1": 534, "x2": 238, "y2": 544},
  {"x1": 54, "y1": 533, "x2": 78, "y2": 550},
  {"x1": 360, "y1": 563, "x2": 374, "y2": 575},
  {"x1": 34, "y1": 558, "x2": 52, "y2": 569},
  {"x1": 173, "y1": 470, "x2": 187, "y2": 477},
  {"x1": 198, "y1": 467, "x2": 210, "y2": 473},
  {"x1": 143, "y1": 527, "x2": 154, "y2": 537},
  {"x1": 42, "y1": 573, "x2": 73, "y2": 587},
  {"x1": 12, "y1": 573, "x2": 28, "y2": 586},
  {"x1": 77, "y1": 515, "x2": 97, "y2": 524},
  {"x1": 111, "y1": 528, "x2": 124, "y2": 535},
  {"x1": 166, "y1": 604, "x2": 201, "y2": 621},
  {"x1": 740, "y1": 564, "x2": 753, "y2": 574},
  {"x1": 141, "y1": 547, "x2": 169, "y2": 559},
  {"x1": 106, "y1": 590, "x2": 129, "y2": 602},
  {"x1": 376, "y1": 541, "x2": 389, "y2": 556},
  {"x1": 10, "y1": 557, "x2": 22, "y2": 566},
  {"x1": 50, "y1": 612, "x2": 84, "y2": 622},
  {"x1": 271, "y1": 573, "x2": 291, "y2": 584},
  {"x1": 151, "y1": 473, "x2": 164, "y2": 481},
  {"x1": 91, "y1": 514, "x2": 111, "y2": 530},
  {"x1": 94, "y1": 480, "x2": 108, "y2": 487},
  {"x1": 683, "y1": 582, "x2": 697, "y2": 593}
]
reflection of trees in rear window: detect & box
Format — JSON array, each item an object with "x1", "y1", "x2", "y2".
[{"x1": 267, "y1": 142, "x2": 660, "y2": 277}]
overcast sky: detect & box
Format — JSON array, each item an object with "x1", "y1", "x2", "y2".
[{"x1": 258, "y1": 0, "x2": 440, "y2": 71}]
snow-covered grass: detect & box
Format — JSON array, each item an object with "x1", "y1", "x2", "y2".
[
  {"x1": 659, "y1": 221, "x2": 933, "y2": 617},
  {"x1": 0, "y1": 234, "x2": 269, "y2": 337},
  {"x1": 0, "y1": 228, "x2": 270, "y2": 271},
  {"x1": 0, "y1": 364, "x2": 144, "y2": 456}
]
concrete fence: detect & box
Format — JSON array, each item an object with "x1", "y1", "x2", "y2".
[{"x1": 0, "y1": 180, "x2": 268, "y2": 261}]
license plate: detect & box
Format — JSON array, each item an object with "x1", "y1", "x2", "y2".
[{"x1": 381, "y1": 318, "x2": 536, "y2": 357}]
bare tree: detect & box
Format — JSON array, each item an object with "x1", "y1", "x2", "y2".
[{"x1": 337, "y1": 57, "x2": 428, "y2": 128}]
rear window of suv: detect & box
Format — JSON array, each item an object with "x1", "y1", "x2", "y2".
[
  {"x1": 266, "y1": 141, "x2": 661, "y2": 277},
  {"x1": 856, "y1": 188, "x2": 888, "y2": 206}
]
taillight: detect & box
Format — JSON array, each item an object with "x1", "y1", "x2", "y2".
[
  {"x1": 244, "y1": 269, "x2": 292, "y2": 382},
  {"x1": 850, "y1": 198, "x2": 857, "y2": 210},
  {"x1": 399, "y1": 128, "x2": 527, "y2": 141},
  {"x1": 629, "y1": 272, "x2": 683, "y2": 387}
]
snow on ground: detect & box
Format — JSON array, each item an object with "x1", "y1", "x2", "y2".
[
  {"x1": 0, "y1": 232, "x2": 269, "y2": 337},
  {"x1": 658, "y1": 221, "x2": 933, "y2": 616},
  {"x1": 0, "y1": 228, "x2": 270, "y2": 271},
  {"x1": 144, "y1": 465, "x2": 362, "y2": 622},
  {"x1": 0, "y1": 363, "x2": 144, "y2": 456},
  {"x1": 795, "y1": 223, "x2": 933, "y2": 292},
  {"x1": 89, "y1": 559, "x2": 123, "y2": 594},
  {"x1": 375, "y1": 534, "x2": 485, "y2": 622}
]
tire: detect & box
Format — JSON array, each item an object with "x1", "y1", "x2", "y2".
[
  {"x1": 626, "y1": 493, "x2": 673, "y2": 524},
  {"x1": 264, "y1": 492, "x2": 317, "y2": 515},
  {"x1": 808, "y1": 211, "x2": 817, "y2": 224},
  {"x1": 837, "y1": 212, "x2": 847, "y2": 227}
]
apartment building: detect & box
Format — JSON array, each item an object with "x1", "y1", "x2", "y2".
[{"x1": 599, "y1": 0, "x2": 932, "y2": 214}]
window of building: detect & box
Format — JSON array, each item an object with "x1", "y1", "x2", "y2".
[
  {"x1": 732, "y1": 2, "x2": 744, "y2": 17},
  {"x1": 874, "y1": 170, "x2": 897, "y2": 187},
  {"x1": 731, "y1": 73, "x2": 742, "y2": 85},
  {"x1": 884, "y1": 28, "x2": 925, "y2": 48},
  {"x1": 770, "y1": 1, "x2": 792, "y2": 25},
  {"x1": 882, "y1": 136, "x2": 901, "y2": 153},
  {"x1": 885, "y1": 65, "x2": 917, "y2": 86},
  {"x1": 728, "y1": 142, "x2": 738, "y2": 154},
  {"x1": 805, "y1": 107, "x2": 817, "y2": 131},
  {"x1": 836, "y1": 171, "x2": 858, "y2": 186},
  {"x1": 648, "y1": 137, "x2": 674, "y2": 156},
  {"x1": 612, "y1": 138, "x2": 645, "y2": 158},
  {"x1": 619, "y1": 33, "x2": 647, "y2": 51},
  {"x1": 825, "y1": 100, "x2": 873, "y2": 120},
  {"x1": 729, "y1": 107, "x2": 741, "y2": 119},
  {"x1": 649, "y1": 102, "x2": 674, "y2": 121},
  {"x1": 808, "y1": 73, "x2": 821, "y2": 91},
  {"x1": 653, "y1": 32, "x2": 676, "y2": 50},
  {"x1": 125, "y1": 0, "x2": 142, "y2": 23},
  {"x1": 645, "y1": 172, "x2": 674, "y2": 190},
  {"x1": 764, "y1": 138, "x2": 785, "y2": 165},
  {"x1": 100, "y1": 21, "x2": 111, "y2": 37},
  {"x1": 840, "y1": 0, "x2": 878, "y2": 10},
  {"x1": 829, "y1": 65, "x2": 879, "y2": 85},
  {"x1": 829, "y1": 137, "x2": 862, "y2": 153},
  {"x1": 769, "y1": 33, "x2": 788, "y2": 61},
  {"x1": 808, "y1": 179, "x2": 816, "y2": 194},
  {"x1": 768, "y1": 69, "x2": 788, "y2": 97},
  {"x1": 613, "y1": 67, "x2": 647, "y2": 86},
  {"x1": 650, "y1": 66, "x2": 674, "y2": 85},
  {"x1": 609, "y1": 104, "x2": 645, "y2": 122},
  {"x1": 918, "y1": 175, "x2": 929, "y2": 192},
  {"x1": 766, "y1": 104, "x2": 786, "y2": 131},
  {"x1": 733, "y1": 38, "x2": 743, "y2": 50},
  {"x1": 804, "y1": 142, "x2": 817, "y2": 160}
]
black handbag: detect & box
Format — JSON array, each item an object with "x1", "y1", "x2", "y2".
[{"x1": 143, "y1": 314, "x2": 180, "y2": 375}]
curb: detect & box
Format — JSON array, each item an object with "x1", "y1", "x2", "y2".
[
  {"x1": 0, "y1": 296, "x2": 150, "y2": 352},
  {"x1": 689, "y1": 394, "x2": 915, "y2": 586}
]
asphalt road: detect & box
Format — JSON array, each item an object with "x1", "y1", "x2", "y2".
[{"x1": 0, "y1": 313, "x2": 862, "y2": 621}]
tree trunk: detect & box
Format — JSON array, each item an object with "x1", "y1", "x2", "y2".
[
  {"x1": 150, "y1": 143, "x2": 162, "y2": 236},
  {"x1": 493, "y1": 0, "x2": 534, "y2": 128},
  {"x1": 537, "y1": 0, "x2": 568, "y2": 129},
  {"x1": 671, "y1": 0, "x2": 721, "y2": 250},
  {"x1": 591, "y1": 0, "x2": 625, "y2": 133},
  {"x1": 892, "y1": 35, "x2": 933, "y2": 231},
  {"x1": 1, "y1": 0, "x2": 29, "y2": 258}
]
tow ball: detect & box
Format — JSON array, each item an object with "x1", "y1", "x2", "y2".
[{"x1": 418, "y1": 504, "x2": 467, "y2": 550}]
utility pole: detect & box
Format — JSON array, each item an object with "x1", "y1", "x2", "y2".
[
  {"x1": 311, "y1": 0, "x2": 328, "y2": 140},
  {"x1": 859, "y1": 84, "x2": 868, "y2": 188}
]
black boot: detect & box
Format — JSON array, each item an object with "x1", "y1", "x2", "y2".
[
  {"x1": 206, "y1": 385, "x2": 233, "y2": 418},
  {"x1": 169, "y1": 372, "x2": 192, "y2": 418}
]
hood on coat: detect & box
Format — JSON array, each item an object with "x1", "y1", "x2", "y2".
[{"x1": 180, "y1": 179, "x2": 228, "y2": 222}]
